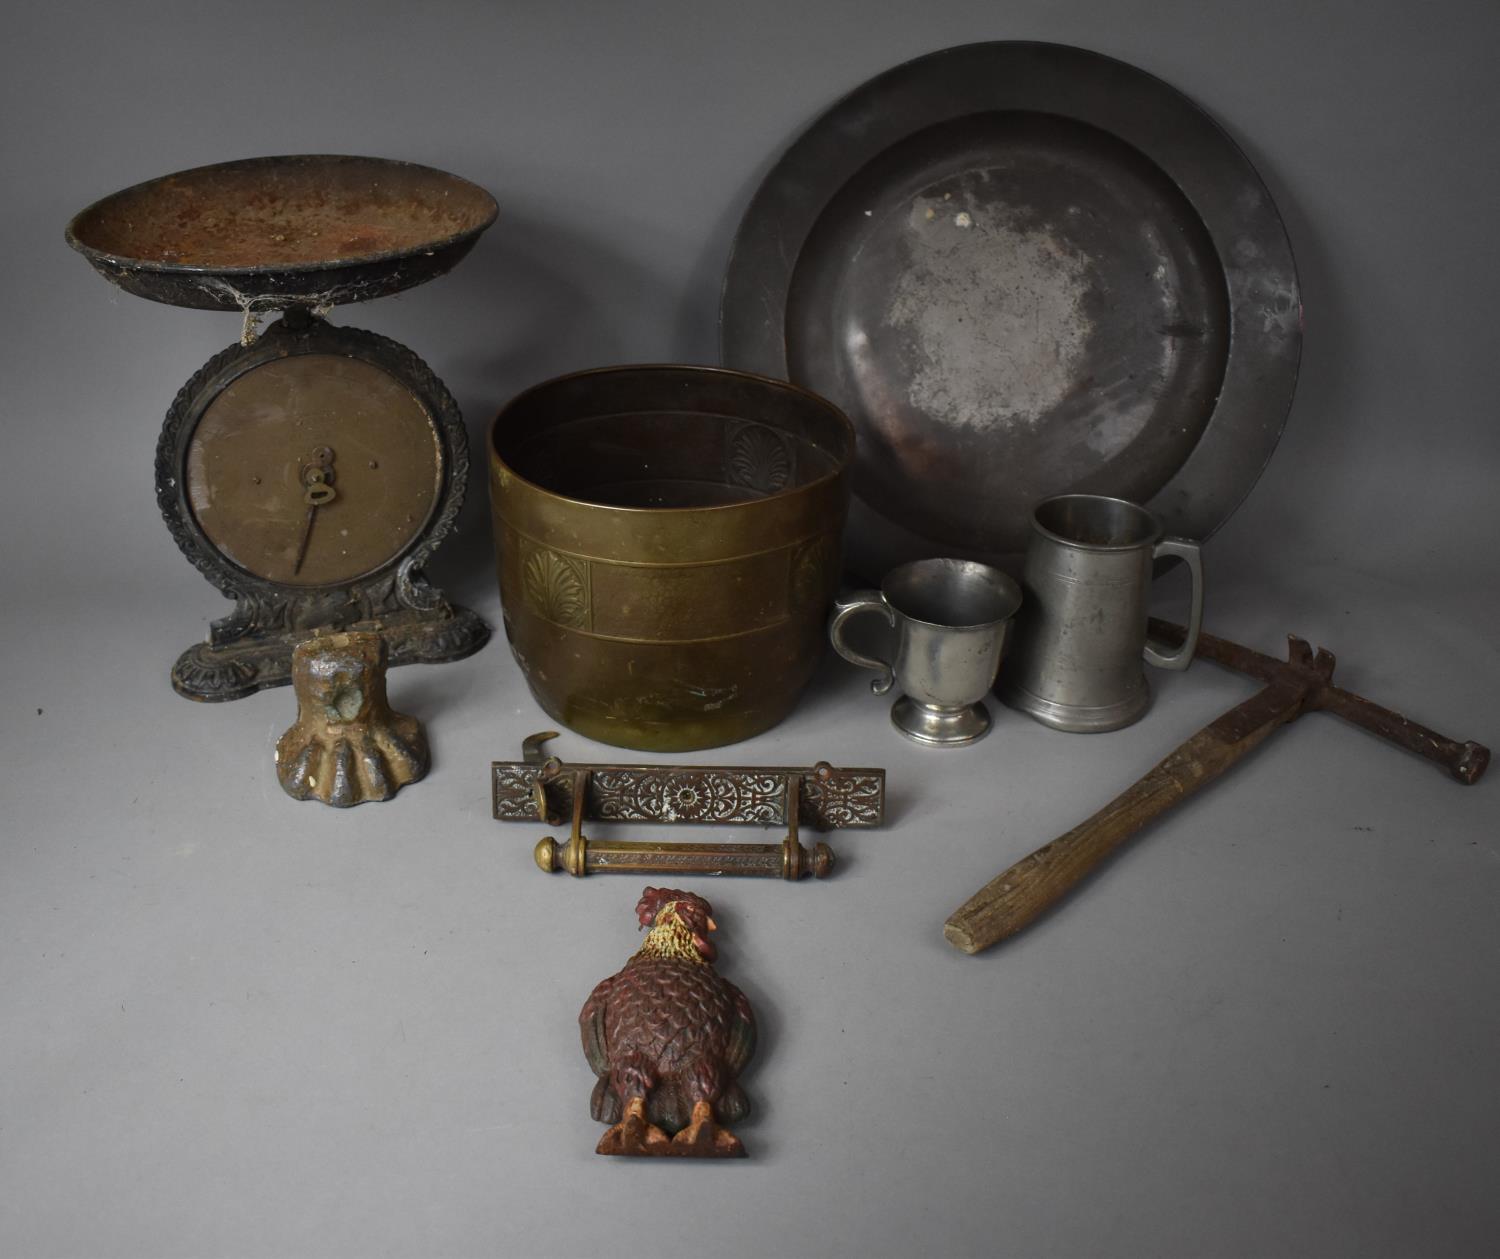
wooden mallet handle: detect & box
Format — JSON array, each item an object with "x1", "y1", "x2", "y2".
[
  {"x1": 944, "y1": 678, "x2": 1307, "y2": 953},
  {"x1": 948, "y1": 624, "x2": 1488, "y2": 954}
]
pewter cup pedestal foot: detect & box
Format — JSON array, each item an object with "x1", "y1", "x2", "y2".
[{"x1": 892, "y1": 696, "x2": 992, "y2": 746}]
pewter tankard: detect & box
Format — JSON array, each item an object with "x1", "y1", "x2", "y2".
[
  {"x1": 829, "y1": 558, "x2": 1022, "y2": 745},
  {"x1": 999, "y1": 495, "x2": 1203, "y2": 733}
]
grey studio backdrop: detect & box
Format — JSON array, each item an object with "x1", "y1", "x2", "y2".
[{"x1": 2, "y1": 2, "x2": 1497, "y2": 1257}]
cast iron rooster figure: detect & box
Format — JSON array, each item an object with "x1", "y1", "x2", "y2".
[{"x1": 580, "y1": 887, "x2": 756, "y2": 1157}]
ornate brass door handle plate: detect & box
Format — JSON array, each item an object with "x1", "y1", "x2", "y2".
[{"x1": 491, "y1": 733, "x2": 886, "y2": 880}]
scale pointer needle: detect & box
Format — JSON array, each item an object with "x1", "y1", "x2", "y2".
[{"x1": 292, "y1": 447, "x2": 336, "y2": 576}]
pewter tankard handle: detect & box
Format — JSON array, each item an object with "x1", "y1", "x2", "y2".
[
  {"x1": 1143, "y1": 538, "x2": 1204, "y2": 671},
  {"x1": 828, "y1": 592, "x2": 897, "y2": 694}
]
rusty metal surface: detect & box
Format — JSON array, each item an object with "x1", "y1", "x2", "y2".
[
  {"x1": 489, "y1": 366, "x2": 855, "y2": 752},
  {"x1": 947, "y1": 624, "x2": 1487, "y2": 952},
  {"x1": 66, "y1": 154, "x2": 497, "y2": 311},
  {"x1": 721, "y1": 42, "x2": 1301, "y2": 570},
  {"x1": 1149, "y1": 619, "x2": 1490, "y2": 783}
]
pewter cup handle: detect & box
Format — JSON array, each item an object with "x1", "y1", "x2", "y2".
[
  {"x1": 1143, "y1": 538, "x2": 1204, "y2": 671},
  {"x1": 828, "y1": 591, "x2": 897, "y2": 695}
]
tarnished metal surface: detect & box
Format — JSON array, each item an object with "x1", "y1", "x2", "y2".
[
  {"x1": 66, "y1": 155, "x2": 497, "y2": 311},
  {"x1": 158, "y1": 313, "x2": 487, "y2": 701},
  {"x1": 829, "y1": 558, "x2": 1021, "y2": 745},
  {"x1": 721, "y1": 42, "x2": 1302, "y2": 574},
  {"x1": 185, "y1": 354, "x2": 442, "y2": 586},
  {"x1": 489, "y1": 366, "x2": 855, "y2": 751},
  {"x1": 536, "y1": 834, "x2": 835, "y2": 881},
  {"x1": 999, "y1": 495, "x2": 1204, "y2": 732},
  {"x1": 492, "y1": 733, "x2": 886, "y2": 829},
  {"x1": 497, "y1": 736, "x2": 874, "y2": 880},
  {"x1": 275, "y1": 631, "x2": 429, "y2": 807}
]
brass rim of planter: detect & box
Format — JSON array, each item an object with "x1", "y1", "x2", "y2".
[{"x1": 488, "y1": 363, "x2": 856, "y2": 512}]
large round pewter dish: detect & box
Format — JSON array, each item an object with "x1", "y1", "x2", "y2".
[
  {"x1": 721, "y1": 41, "x2": 1301, "y2": 575},
  {"x1": 65, "y1": 154, "x2": 498, "y2": 311},
  {"x1": 490, "y1": 366, "x2": 855, "y2": 752}
]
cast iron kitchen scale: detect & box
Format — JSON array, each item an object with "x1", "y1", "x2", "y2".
[{"x1": 66, "y1": 155, "x2": 498, "y2": 700}]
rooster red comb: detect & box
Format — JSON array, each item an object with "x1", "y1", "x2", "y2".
[{"x1": 635, "y1": 886, "x2": 715, "y2": 929}]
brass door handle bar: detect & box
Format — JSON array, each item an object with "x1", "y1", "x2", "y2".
[
  {"x1": 495, "y1": 733, "x2": 883, "y2": 882},
  {"x1": 535, "y1": 834, "x2": 834, "y2": 880}
]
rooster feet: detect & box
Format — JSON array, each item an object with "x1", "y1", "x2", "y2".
[
  {"x1": 669, "y1": 1099, "x2": 746, "y2": 1158},
  {"x1": 595, "y1": 1096, "x2": 671, "y2": 1156}
]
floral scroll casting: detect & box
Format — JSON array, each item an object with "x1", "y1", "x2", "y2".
[
  {"x1": 800, "y1": 770, "x2": 885, "y2": 829},
  {"x1": 492, "y1": 759, "x2": 886, "y2": 831},
  {"x1": 594, "y1": 769, "x2": 786, "y2": 825}
]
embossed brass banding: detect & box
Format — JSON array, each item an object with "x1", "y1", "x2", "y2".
[{"x1": 490, "y1": 366, "x2": 855, "y2": 752}]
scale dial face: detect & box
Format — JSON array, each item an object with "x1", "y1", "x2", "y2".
[{"x1": 184, "y1": 353, "x2": 442, "y2": 586}]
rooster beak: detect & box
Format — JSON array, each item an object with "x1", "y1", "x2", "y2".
[{"x1": 706, "y1": 917, "x2": 717, "y2": 932}]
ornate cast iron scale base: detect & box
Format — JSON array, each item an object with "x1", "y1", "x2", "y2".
[
  {"x1": 172, "y1": 606, "x2": 488, "y2": 703},
  {"x1": 158, "y1": 311, "x2": 488, "y2": 702}
]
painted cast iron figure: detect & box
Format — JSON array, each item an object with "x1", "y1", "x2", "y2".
[{"x1": 580, "y1": 888, "x2": 756, "y2": 1157}]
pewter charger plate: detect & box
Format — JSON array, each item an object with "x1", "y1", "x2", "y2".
[{"x1": 721, "y1": 42, "x2": 1301, "y2": 571}]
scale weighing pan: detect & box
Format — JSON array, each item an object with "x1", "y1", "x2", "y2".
[
  {"x1": 66, "y1": 154, "x2": 498, "y2": 312},
  {"x1": 721, "y1": 42, "x2": 1302, "y2": 571}
]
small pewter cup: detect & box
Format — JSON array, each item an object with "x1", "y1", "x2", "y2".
[
  {"x1": 829, "y1": 558, "x2": 1022, "y2": 746},
  {"x1": 999, "y1": 494, "x2": 1204, "y2": 733}
]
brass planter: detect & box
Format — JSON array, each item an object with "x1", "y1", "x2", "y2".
[{"x1": 490, "y1": 366, "x2": 855, "y2": 751}]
